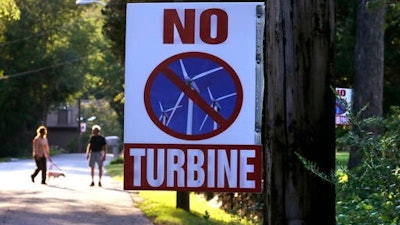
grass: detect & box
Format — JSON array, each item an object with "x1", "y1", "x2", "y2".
[
  {"x1": 105, "y1": 157, "x2": 256, "y2": 225},
  {"x1": 139, "y1": 191, "x2": 253, "y2": 225},
  {"x1": 336, "y1": 151, "x2": 349, "y2": 168},
  {"x1": 105, "y1": 152, "x2": 350, "y2": 225},
  {"x1": 105, "y1": 157, "x2": 123, "y2": 181}
]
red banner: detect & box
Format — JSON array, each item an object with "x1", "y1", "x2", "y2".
[{"x1": 124, "y1": 144, "x2": 262, "y2": 192}]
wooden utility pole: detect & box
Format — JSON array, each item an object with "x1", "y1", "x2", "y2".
[{"x1": 263, "y1": 1, "x2": 336, "y2": 224}]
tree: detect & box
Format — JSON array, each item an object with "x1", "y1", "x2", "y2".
[
  {"x1": 384, "y1": 3, "x2": 400, "y2": 111},
  {"x1": 348, "y1": 0, "x2": 386, "y2": 169},
  {"x1": 101, "y1": 0, "x2": 127, "y2": 128},
  {"x1": 336, "y1": 108, "x2": 400, "y2": 224},
  {"x1": 263, "y1": 0, "x2": 336, "y2": 224},
  {"x1": 334, "y1": 1, "x2": 400, "y2": 113},
  {"x1": 335, "y1": 0, "x2": 357, "y2": 87},
  {"x1": 0, "y1": 0, "x2": 19, "y2": 76},
  {"x1": 0, "y1": 0, "x2": 20, "y2": 24},
  {"x1": 0, "y1": 0, "x2": 99, "y2": 157}
]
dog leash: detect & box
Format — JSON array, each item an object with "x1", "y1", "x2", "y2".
[{"x1": 48, "y1": 157, "x2": 63, "y2": 171}]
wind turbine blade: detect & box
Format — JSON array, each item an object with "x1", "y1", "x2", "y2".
[
  {"x1": 159, "y1": 102, "x2": 165, "y2": 121},
  {"x1": 215, "y1": 102, "x2": 222, "y2": 111},
  {"x1": 191, "y1": 81, "x2": 200, "y2": 93},
  {"x1": 199, "y1": 114, "x2": 209, "y2": 131},
  {"x1": 192, "y1": 67, "x2": 223, "y2": 80},
  {"x1": 165, "y1": 105, "x2": 182, "y2": 112},
  {"x1": 179, "y1": 59, "x2": 190, "y2": 81},
  {"x1": 216, "y1": 93, "x2": 237, "y2": 101},
  {"x1": 159, "y1": 101, "x2": 164, "y2": 111},
  {"x1": 207, "y1": 87, "x2": 215, "y2": 101},
  {"x1": 166, "y1": 92, "x2": 184, "y2": 126}
]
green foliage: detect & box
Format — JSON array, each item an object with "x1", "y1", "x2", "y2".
[
  {"x1": 335, "y1": 0, "x2": 357, "y2": 87},
  {"x1": 0, "y1": 0, "x2": 122, "y2": 158},
  {"x1": 109, "y1": 156, "x2": 123, "y2": 164},
  {"x1": 100, "y1": 0, "x2": 128, "y2": 128},
  {"x1": 384, "y1": 1, "x2": 400, "y2": 112},
  {"x1": 296, "y1": 152, "x2": 336, "y2": 183},
  {"x1": 79, "y1": 98, "x2": 122, "y2": 141},
  {"x1": 49, "y1": 145, "x2": 65, "y2": 156},
  {"x1": 0, "y1": 0, "x2": 20, "y2": 22},
  {"x1": 336, "y1": 152, "x2": 349, "y2": 167},
  {"x1": 0, "y1": 0, "x2": 91, "y2": 157},
  {"x1": 202, "y1": 192, "x2": 263, "y2": 224},
  {"x1": 105, "y1": 159, "x2": 123, "y2": 181},
  {"x1": 336, "y1": 106, "x2": 400, "y2": 224},
  {"x1": 203, "y1": 210, "x2": 210, "y2": 220},
  {"x1": 334, "y1": 1, "x2": 400, "y2": 113}
]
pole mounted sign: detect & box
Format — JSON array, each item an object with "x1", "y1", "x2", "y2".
[
  {"x1": 124, "y1": 2, "x2": 264, "y2": 192},
  {"x1": 335, "y1": 87, "x2": 352, "y2": 125}
]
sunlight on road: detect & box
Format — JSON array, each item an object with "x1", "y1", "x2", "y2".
[{"x1": 0, "y1": 154, "x2": 152, "y2": 225}]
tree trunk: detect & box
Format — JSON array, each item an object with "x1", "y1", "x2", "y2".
[
  {"x1": 263, "y1": 1, "x2": 336, "y2": 224},
  {"x1": 348, "y1": 0, "x2": 385, "y2": 169}
]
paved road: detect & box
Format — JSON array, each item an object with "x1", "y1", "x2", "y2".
[{"x1": 0, "y1": 153, "x2": 153, "y2": 225}]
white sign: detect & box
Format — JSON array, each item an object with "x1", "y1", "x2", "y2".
[
  {"x1": 80, "y1": 122, "x2": 86, "y2": 133},
  {"x1": 124, "y1": 2, "x2": 263, "y2": 192},
  {"x1": 335, "y1": 87, "x2": 352, "y2": 125},
  {"x1": 124, "y1": 2, "x2": 259, "y2": 145}
]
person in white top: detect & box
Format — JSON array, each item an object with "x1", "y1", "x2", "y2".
[{"x1": 31, "y1": 125, "x2": 50, "y2": 185}]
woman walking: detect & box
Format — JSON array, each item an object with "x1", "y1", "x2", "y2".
[{"x1": 31, "y1": 125, "x2": 50, "y2": 185}]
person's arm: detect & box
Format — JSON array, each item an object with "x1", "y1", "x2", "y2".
[
  {"x1": 102, "y1": 144, "x2": 107, "y2": 161},
  {"x1": 86, "y1": 143, "x2": 91, "y2": 160},
  {"x1": 86, "y1": 136, "x2": 93, "y2": 160},
  {"x1": 44, "y1": 139, "x2": 50, "y2": 158},
  {"x1": 32, "y1": 138, "x2": 36, "y2": 158}
]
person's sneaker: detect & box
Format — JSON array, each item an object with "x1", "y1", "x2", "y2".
[
  {"x1": 41, "y1": 182, "x2": 47, "y2": 185},
  {"x1": 90, "y1": 182, "x2": 95, "y2": 187},
  {"x1": 31, "y1": 175, "x2": 35, "y2": 183},
  {"x1": 98, "y1": 182, "x2": 102, "y2": 187}
]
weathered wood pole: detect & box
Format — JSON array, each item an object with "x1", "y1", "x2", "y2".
[{"x1": 263, "y1": 1, "x2": 336, "y2": 224}]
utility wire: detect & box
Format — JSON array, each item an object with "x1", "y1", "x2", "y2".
[
  {"x1": 0, "y1": 15, "x2": 106, "y2": 80},
  {"x1": 0, "y1": 57, "x2": 83, "y2": 80},
  {"x1": 0, "y1": 48, "x2": 112, "y2": 80}
]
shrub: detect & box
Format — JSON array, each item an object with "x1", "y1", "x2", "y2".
[{"x1": 336, "y1": 106, "x2": 400, "y2": 224}]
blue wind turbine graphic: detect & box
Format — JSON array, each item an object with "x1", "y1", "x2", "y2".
[
  {"x1": 158, "y1": 101, "x2": 181, "y2": 125},
  {"x1": 166, "y1": 59, "x2": 223, "y2": 135},
  {"x1": 199, "y1": 87, "x2": 237, "y2": 131}
]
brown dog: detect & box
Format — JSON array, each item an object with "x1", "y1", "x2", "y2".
[{"x1": 48, "y1": 171, "x2": 66, "y2": 179}]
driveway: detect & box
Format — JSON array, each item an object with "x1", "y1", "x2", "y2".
[{"x1": 0, "y1": 153, "x2": 153, "y2": 225}]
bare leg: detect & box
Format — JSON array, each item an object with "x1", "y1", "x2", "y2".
[
  {"x1": 91, "y1": 166, "x2": 95, "y2": 182},
  {"x1": 99, "y1": 166, "x2": 102, "y2": 182},
  {"x1": 98, "y1": 165, "x2": 103, "y2": 187}
]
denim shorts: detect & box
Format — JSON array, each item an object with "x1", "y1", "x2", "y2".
[{"x1": 89, "y1": 151, "x2": 103, "y2": 168}]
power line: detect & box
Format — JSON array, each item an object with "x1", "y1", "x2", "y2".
[
  {"x1": 0, "y1": 57, "x2": 83, "y2": 80},
  {"x1": 0, "y1": 49, "x2": 111, "y2": 80},
  {"x1": 0, "y1": 16, "x2": 100, "y2": 47},
  {"x1": 0, "y1": 14, "x2": 110, "y2": 80}
]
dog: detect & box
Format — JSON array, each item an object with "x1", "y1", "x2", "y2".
[{"x1": 48, "y1": 171, "x2": 66, "y2": 179}]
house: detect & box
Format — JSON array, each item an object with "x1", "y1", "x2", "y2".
[{"x1": 45, "y1": 100, "x2": 82, "y2": 153}]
